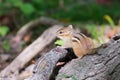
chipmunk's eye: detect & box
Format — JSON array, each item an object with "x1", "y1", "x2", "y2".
[{"x1": 59, "y1": 31, "x2": 63, "y2": 34}]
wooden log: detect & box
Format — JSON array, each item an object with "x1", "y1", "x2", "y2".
[
  {"x1": 28, "y1": 47, "x2": 67, "y2": 80},
  {"x1": 56, "y1": 33, "x2": 120, "y2": 80}
]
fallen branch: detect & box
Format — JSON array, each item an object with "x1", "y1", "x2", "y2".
[
  {"x1": 0, "y1": 25, "x2": 63, "y2": 79},
  {"x1": 10, "y1": 16, "x2": 65, "y2": 52},
  {"x1": 16, "y1": 16, "x2": 64, "y2": 39}
]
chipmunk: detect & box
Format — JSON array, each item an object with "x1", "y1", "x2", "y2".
[{"x1": 56, "y1": 25, "x2": 94, "y2": 58}]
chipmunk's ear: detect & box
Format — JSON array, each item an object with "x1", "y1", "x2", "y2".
[{"x1": 67, "y1": 25, "x2": 73, "y2": 30}]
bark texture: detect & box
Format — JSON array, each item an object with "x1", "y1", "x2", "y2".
[
  {"x1": 56, "y1": 34, "x2": 120, "y2": 80},
  {"x1": 29, "y1": 47, "x2": 67, "y2": 80}
]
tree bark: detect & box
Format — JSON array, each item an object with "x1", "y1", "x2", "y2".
[{"x1": 28, "y1": 47, "x2": 67, "y2": 80}]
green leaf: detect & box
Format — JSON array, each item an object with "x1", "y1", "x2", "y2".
[
  {"x1": 20, "y1": 3, "x2": 35, "y2": 15},
  {"x1": 55, "y1": 40, "x2": 64, "y2": 46},
  {"x1": 13, "y1": 1, "x2": 23, "y2": 7},
  {"x1": 0, "y1": 26, "x2": 9, "y2": 37},
  {"x1": 58, "y1": 74, "x2": 78, "y2": 80},
  {"x1": 3, "y1": 40, "x2": 10, "y2": 51},
  {"x1": 104, "y1": 15, "x2": 115, "y2": 28},
  {"x1": 86, "y1": 24, "x2": 101, "y2": 39},
  {"x1": 58, "y1": 74, "x2": 70, "y2": 78},
  {"x1": 71, "y1": 75, "x2": 78, "y2": 80}
]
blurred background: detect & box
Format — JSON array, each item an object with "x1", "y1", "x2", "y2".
[
  {"x1": 1, "y1": 0, "x2": 120, "y2": 24},
  {"x1": 0, "y1": 0, "x2": 120, "y2": 37},
  {"x1": 0, "y1": 0, "x2": 120, "y2": 76},
  {"x1": 0, "y1": 0, "x2": 120, "y2": 34}
]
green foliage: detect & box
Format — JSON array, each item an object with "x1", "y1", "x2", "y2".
[
  {"x1": 3, "y1": 40, "x2": 10, "y2": 51},
  {"x1": 1, "y1": 0, "x2": 120, "y2": 32},
  {"x1": 6, "y1": 0, "x2": 35, "y2": 16},
  {"x1": 104, "y1": 15, "x2": 115, "y2": 28},
  {"x1": 58, "y1": 74, "x2": 78, "y2": 80},
  {"x1": 71, "y1": 76, "x2": 78, "y2": 80},
  {"x1": 55, "y1": 40, "x2": 64, "y2": 46},
  {"x1": 19, "y1": 3, "x2": 35, "y2": 15},
  {"x1": 0, "y1": 0, "x2": 120, "y2": 24},
  {"x1": 86, "y1": 25, "x2": 101, "y2": 39},
  {"x1": 85, "y1": 24, "x2": 106, "y2": 45},
  {"x1": 7, "y1": 0, "x2": 23, "y2": 7},
  {"x1": 0, "y1": 26, "x2": 9, "y2": 37}
]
